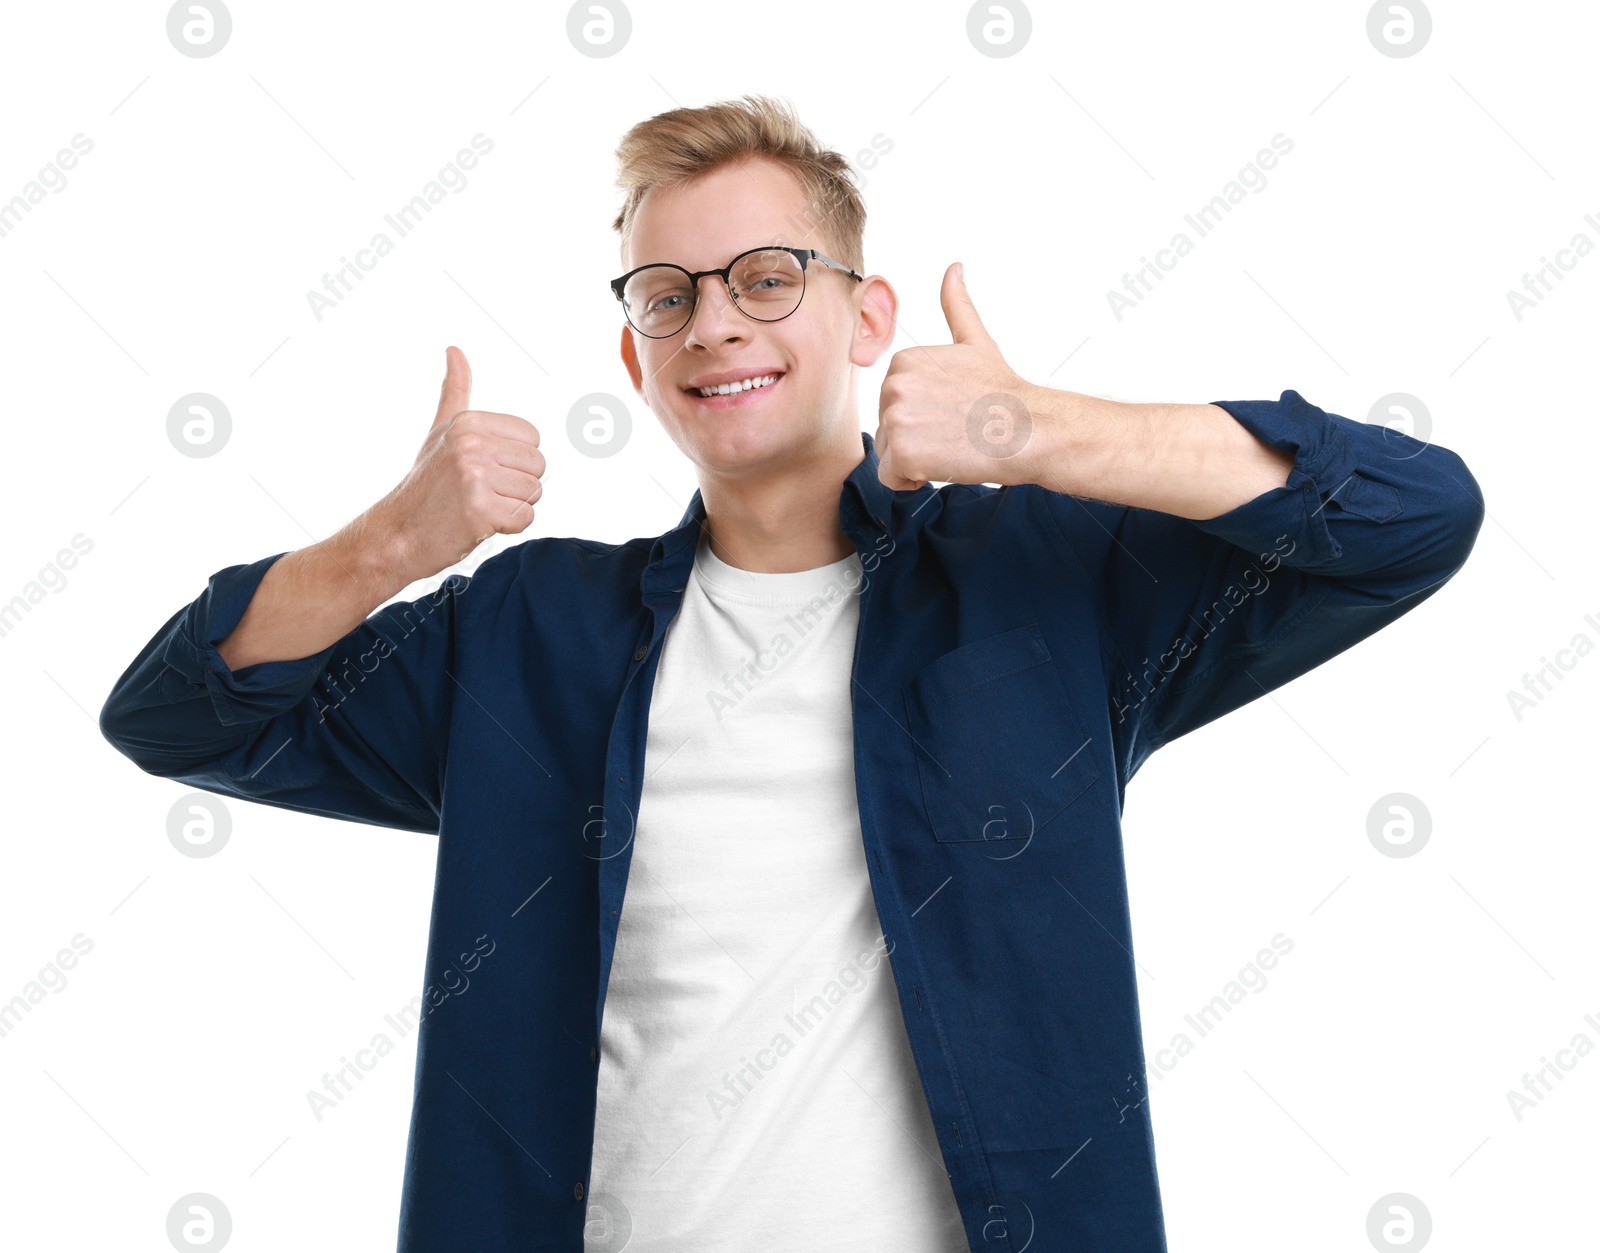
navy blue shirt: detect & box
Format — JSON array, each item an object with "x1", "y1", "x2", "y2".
[{"x1": 100, "y1": 390, "x2": 1483, "y2": 1251}]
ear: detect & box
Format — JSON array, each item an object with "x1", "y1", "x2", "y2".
[
  {"x1": 619, "y1": 321, "x2": 646, "y2": 398},
  {"x1": 848, "y1": 274, "x2": 898, "y2": 370}
]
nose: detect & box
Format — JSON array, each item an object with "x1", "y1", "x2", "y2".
[{"x1": 683, "y1": 274, "x2": 747, "y2": 347}]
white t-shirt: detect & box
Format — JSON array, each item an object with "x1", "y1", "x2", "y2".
[{"x1": 585, "y1": 529, "x2": 969, "y2": 1253}]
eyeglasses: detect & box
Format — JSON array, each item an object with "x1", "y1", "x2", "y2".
[{"x1": 610, "y1": 245, "x2": 864, "y2": 339}]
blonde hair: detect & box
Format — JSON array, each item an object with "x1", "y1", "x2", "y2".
[{"x1": 611, "y1": 94, "x2": 866, "y2": 274}]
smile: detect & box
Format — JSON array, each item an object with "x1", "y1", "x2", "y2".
[
  {"x1": 690, "y1": 373, "x2": 782, "y2": 398},
  {"x1": 683, "y1": 372, "x2": 786, "y2": 408}
]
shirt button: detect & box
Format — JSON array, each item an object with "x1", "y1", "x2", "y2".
[
  {"x1": 590, "y1": 1044, "x2": 598, "y2": 1062},
  {"x1": 574, "y1": 1181, "x2": 585, "y2": 1201},
  {"x1": 633, "y1": 646, "x2": 648, "y2": 661}
]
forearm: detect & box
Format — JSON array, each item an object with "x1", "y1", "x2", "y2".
[
  {"x1": 215, "y1": 514, "x2": 409, "y2": 671},
  {"x1": 1022, "y1": 385, "x2": 1295, "y2": 520}
]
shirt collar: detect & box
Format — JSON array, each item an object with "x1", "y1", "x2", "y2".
[{"x1": 641, "y1": 430, "x2": 896, "y2": 599}]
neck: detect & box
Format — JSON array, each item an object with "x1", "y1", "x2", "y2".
[{"x1": 695, "y1": 423, "x2": 865, "y2": 573}]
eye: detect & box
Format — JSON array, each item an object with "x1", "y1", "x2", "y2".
[{"x1": 742, "y1": 272, "x2": 796, "y2": 293}]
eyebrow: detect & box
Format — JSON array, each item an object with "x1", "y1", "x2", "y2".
[{"x1": 637, "y1": 242, "x2": 784, "y2": 270}]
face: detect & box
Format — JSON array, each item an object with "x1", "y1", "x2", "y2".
[{"x1": 618, "y1": 157, "x2": 896, "y2": 479}]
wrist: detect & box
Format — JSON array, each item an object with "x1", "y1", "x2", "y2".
[
  {"x1": 330, "y1": 509, "x2": 414, "y2": 602},
  {"x1": 1019, "y1": 383, "x2": 1124, "y2": 496}
]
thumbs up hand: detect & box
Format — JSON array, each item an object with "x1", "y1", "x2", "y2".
[
  {"x1": 874, "y1": 263, "x2": 1041, "y2": 492},
  {"x1": 370, "y1": 346, "x2": 546, "y2": 585}
]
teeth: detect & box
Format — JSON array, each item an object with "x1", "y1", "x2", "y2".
[{"x1": 695, "y1": 373, "x2": 780, "y2": 397}]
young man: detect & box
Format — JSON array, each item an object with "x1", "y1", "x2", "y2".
[{"x1": 100, "y1": 95, "x2": 1484, "y2": 1252}]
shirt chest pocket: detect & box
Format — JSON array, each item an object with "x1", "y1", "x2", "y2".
[{"x1": 901, "y1": 623, "x2": 1101, "y2": 845}]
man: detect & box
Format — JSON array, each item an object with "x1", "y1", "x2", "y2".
[{"x1": 100, "y1": 95, "x2": 1484, "y2": 1252}]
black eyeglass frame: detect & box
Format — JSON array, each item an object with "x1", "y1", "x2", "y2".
[{"x1": 609, "y1": 245, "x2": 865, "y2": 338}]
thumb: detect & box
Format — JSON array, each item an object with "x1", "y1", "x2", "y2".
[
  {"x1": 940, "y1": 262, "x2": 994, "y2": 348},
  {"x1": 432, "y1": 345, "x2": 472, "y2": 428}
]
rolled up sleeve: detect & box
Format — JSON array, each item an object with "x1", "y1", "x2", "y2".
[
  {"x1": 1036, "y1": 389, "x2": 1485, "y2": 778},
  {"x1": 99, "y1": 550, "x2": 475, "y2": 834}
]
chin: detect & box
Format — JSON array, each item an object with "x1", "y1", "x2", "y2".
[{"x1": 682, "y1": 413, "x2": 799, "y2": 471}]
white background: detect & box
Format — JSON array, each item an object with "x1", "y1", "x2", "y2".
[{"x1": 1, "y1": 0, "x2": 1594, "y2": 1249}]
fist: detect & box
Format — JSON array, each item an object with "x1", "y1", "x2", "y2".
[{"x1": 376, "y1": 346, "x2": 545, "y2": 583}]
